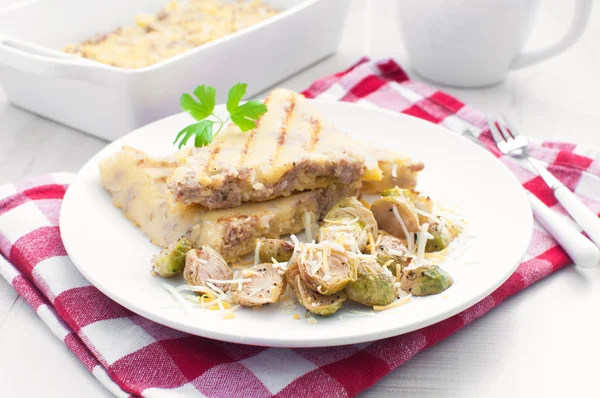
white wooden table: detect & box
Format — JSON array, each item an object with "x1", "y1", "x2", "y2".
[{"x1": 1, "y1": 1, "x2": 600, "y2": 396}]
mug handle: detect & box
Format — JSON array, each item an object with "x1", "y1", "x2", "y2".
[{"x1": 510, "y1": 0, "x2": 593, "y2": 69}]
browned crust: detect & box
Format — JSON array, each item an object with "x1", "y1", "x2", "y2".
[
  {"x1": 205, "y1": 143, "x2": 222, "y2": 173},
  {"x1": 306, "y1": 117, "x2": 321, "y2": 152},
  {"x1": 271, "y1": 94, "x2": 296, "y2": 165},
  {"x1": 238, "y1": 92, "x2": 275, "y2": 168}
]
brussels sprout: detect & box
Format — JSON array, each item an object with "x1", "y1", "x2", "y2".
[
  {"x1": 447, "y1": 221, "x2": 464, "y2": 239},
  {"x1": 286, "y1": 263, "x2": 346, "y2": 316},
  {"x1": 295, "y1": 243, "x2": 356, "y2": 295},
  {"x1": 319, "y1": 197, "x2": 378, "y2": 252},
  {"x1": 375, "y1": 234, "x2": 412, "y2": 276},
  {"x1": 425, "y1": 222, "x2": 453, "y2": 252},
  {"x1": 152, "y1": 237, "x2": 193, "y2": 277},
  {"x1": 183, "y1": 245, "x2": 233, "y2": 291},
  {"x1": 344, "y1": 256, "x2": 397, "y2": 306},
  {"x1": 371, "y1": 195, "x2": 419, "y2": 239},
  {"x1": 231, "y1": 263, "x2": 286, "y2": 307},
  {"x1": 257, "y1": 238, "x2": 295, "y2": 263},
  {"x1": 400, "y1": 265, "x2": 453, "y2": 296}
]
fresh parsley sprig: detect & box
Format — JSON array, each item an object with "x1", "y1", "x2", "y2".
[{"x1": 174, "y1": 83, "x2": 268, "y2": 149}]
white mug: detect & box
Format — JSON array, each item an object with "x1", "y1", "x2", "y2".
[{"x1": 396, "y1": 0, "x2": 593, "y2": 87}]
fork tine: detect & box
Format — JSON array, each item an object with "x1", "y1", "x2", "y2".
[
  {"x1": 486, "y1": 116, "x2": 505, "y2": 144},
  {"x1": 500, "y1": 114, "x2": 521, "y2": 137},
  {"x1": 496, "y1": 118, "x2": 513, "y2": 141}
]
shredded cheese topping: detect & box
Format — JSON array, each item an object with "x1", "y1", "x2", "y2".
[
  {"x1": 222, "y1": 312, "x2": 236, "y2": 320},
  {"x1": 368, "y1": 231, "x2": 376, "y2": 255},
  {"x1": 323, "y1": 217, "x2": 359, "y2": 225},
  {"x1": 414, "y1": 208, "x2": 442, "y2": 224},
  {"x1": 254, "y1": 240, "x2": 263, "y2": 266},
  {"x1": 416, "y1": 222, "x2": 433, "y2": 265},
  {"x1": 303, "y1": 212, "x2": 313, "y2": 242},
  {"x1": 392, "y1": 205, "x2": 414, "y2": 253}
]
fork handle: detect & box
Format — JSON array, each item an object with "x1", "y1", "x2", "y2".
[
  {"x1": 529, "y1": 157, "x2": 600, "y2": 249},
  {"x1": 554, "y1": 186, "x2": 600, "y2": 250},
  {"x1": 528, "y1": 193, "x2": 599, "y2": 268}
]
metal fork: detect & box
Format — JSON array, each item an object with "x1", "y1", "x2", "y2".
[{"x1": 488, "y1": 115, "x2": 600, "y2": 268}]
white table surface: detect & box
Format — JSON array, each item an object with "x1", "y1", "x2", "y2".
[{"x1": 1, "y1": 0, "x2": 600, "y2": 397}]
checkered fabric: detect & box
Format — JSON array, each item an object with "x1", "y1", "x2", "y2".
[{"x1": 1, "y1": 58, "x2": 598, "y2": 397}]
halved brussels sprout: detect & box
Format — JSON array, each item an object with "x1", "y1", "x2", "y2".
[
  {"x1": 375, "y1": 234, "x2": 412, "y2": 276},
  {"x1": 344, "y1": 256, "x2": 397, "y2": 306},
  {"x1": 318, "y1": 197, "x2": 378, "y2": 252},
  {"x1": 295, "y1": 243, "x2": 356, "y2": 295},
  {"x1": 447, "y1": 221, "x2": 464, "y2": 239},
  {"x1": 286, "y1": 263, "x2": 346, "y2": 316},
  {"x1": 152, "y1": 237, "x2": 193, "y2": 277},
  {"x1": 183, "y1": 245, "x2": 233, "y2": 291},
  {"x1": 425, "y1": 222, "x2": 453, "y2": 252},
  {"x1": 231, "y1": 263, "x2": 286, "y2": 307},
  {"x1": 400, "y1": 265, "x2": 453, "y2": 296},
  {"x1": 257, "y1": 238, "x2": 295, "y2": 263},
  {"x1": 371, "y1": 195, "x2": 419, "y2": 239}
]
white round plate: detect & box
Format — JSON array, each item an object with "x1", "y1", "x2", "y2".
[{"x1": 61, "y1": 100, "x2": 532, "y2": 347}]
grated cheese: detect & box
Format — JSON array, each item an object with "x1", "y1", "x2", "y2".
[
  {"x1": 307, "y1": 317, "x2": 318, "y2": 324},
  {"x1": 222, "y1": 312, "x2": 236, "y2": 320},
  {"x1": 368, "y1": 231, "x2": 376, "y2": 255},
  {"x1": 162, "y1": 284, "x2": 192, "y2": 307},
  {"x1": 416, "y1": 222, "x2": 432, "y2": 265},
  {"x1": 373, "y1": 295, "x2": 412, "y2": 311},
  {"x1": 290, "y1": 234, "x2": 300, "y2": 246},
  {"x1": 392, "y1": 205, "x2": 414, "y2": 253},
  {"x1": 414, "y1": 208, "x2": 442, "y2": 224},
  {"x1": 323, "y1": 217, "x2": 359, "y2": 225},
  {"x1": 242, "y1": 269, "x2": 264, "y2": 278},
  {"x1": 254, "y1": 240, "x2": 262, "y2": 266},
  {"x1": 206, "y1": 282, "x2": 227, "y2": 298},
  {"x1": 246, "y1": 287, "x2": 263, "y2": 298},
  {"x1": 424, "y1": 252, "x2": 445, "y2": 261},
  {"x1": 387, "y1": 248, "x2": 406, "y2": 257},
  {"x1": 303, "y1": 212, "x2": 313, "y2": 242}
]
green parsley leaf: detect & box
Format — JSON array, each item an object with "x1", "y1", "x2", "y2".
[
  {"x1": 226, "y1": 83, "x2": 248, "y2": 114},
  {"x1": 180, "y1": 85, "x2": 216, "y2": 121},
  {"x1": 230, "y1": 100, "x2": 268, "y2": 132},
  {"x1": 174, "y1": 120, "x2": 214, "y2": 149},
  {"x1": 175, "y1": 82, "x2": 267, "y2": 148}
]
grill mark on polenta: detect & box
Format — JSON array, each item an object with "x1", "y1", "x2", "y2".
[
  {"x1": 238, "y1": 93, "x2": 273, "y2": 168},
  {"x1": 307, "y1": 117, "x2": 322, "y2": 152},
  {"x1": 270, "y1": 95, "x2": 296, "y2": 165},
  {"x1": 205, "y1": 143, "x2": 222, "y2": 172}
]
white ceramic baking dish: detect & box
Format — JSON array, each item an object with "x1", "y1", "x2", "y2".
[{"x1": 0, "y1": 0, "x2": 348, "y2": 141}]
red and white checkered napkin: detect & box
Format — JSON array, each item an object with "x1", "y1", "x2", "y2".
[{"x1": 2, "y1": 58, "x2": 600, "y2": 397}]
